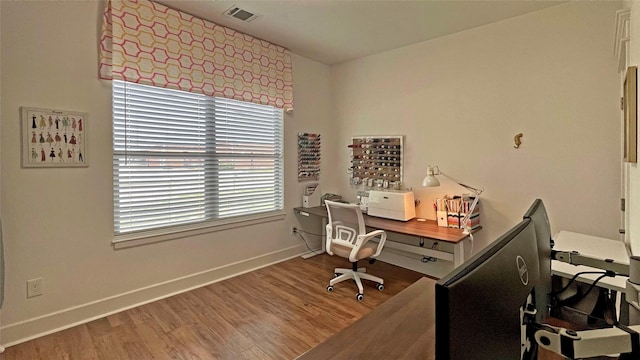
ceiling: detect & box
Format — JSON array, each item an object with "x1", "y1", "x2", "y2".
[{"x1": 155, "y1": 1, "x2": 565, "y2": 65}]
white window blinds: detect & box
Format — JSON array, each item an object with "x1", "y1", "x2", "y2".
[{"x1": 113, "y1": 80, "x2": 284, "y2": 235}]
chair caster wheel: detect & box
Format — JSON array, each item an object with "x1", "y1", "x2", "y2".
[
  {"x1": 376, "y1": 283, "x2": 384, "y2": 291},
  {"x1": 334, "y1": 273, "x2": 339, "y2": 278},
  {"x1": 327, "y1": 285, "x2": 334, "y2": 293},
  {"x1": 356, "y1": 293, "x2": 364, "y2": 302}
]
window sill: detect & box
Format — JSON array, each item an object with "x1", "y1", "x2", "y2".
[{"x1": 112, "y1": 210, "x2": 286, "y2": 249}]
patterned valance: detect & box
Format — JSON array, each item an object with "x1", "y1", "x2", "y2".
[{"x1": 99, "y1": 0, "x2": 293, "y2": 110}]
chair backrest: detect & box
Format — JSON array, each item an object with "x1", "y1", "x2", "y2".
[{"x1": 325, "y1": 201, "x2": 366, "y2": 246}]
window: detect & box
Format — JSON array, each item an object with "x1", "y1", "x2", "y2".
[{"x1": 113, "y1": 80, "x2": 284, "y2": 235}]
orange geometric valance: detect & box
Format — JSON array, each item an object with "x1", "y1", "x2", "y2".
[{"x1": 99, "y1": 0, "x2": 293, "y2": 110}]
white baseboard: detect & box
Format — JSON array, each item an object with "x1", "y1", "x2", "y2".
[{"x1": 1, "y1": 245, "x2": 305, "y2": 349}]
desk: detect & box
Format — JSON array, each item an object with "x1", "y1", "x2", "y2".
[
  {"x1": 295, "y1": 277, "x2": 436, "y2": 359},
  {"x1": 552, "y1": 230, "x2": 630, "y2": 324},
  {"x1": 552, "y1": 231, "x2": 629, "y2": 293},
  {"x1": 296, "y1": 276, "x2": 564, "y2": 360},
  {"x1": 294, "y1": 206, "x2": 474, "y2": 268}
]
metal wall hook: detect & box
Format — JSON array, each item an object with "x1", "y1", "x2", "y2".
[{"x1": 514, "y1": 133, "x2": 523, "y2": 149}]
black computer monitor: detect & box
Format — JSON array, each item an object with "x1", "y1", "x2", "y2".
[
  {"x1": 435, "y1": 218, "x2": 541, "y2": 360},
  {"x1": 523, "y1": 199, "x2": 553, "y2": 323}
]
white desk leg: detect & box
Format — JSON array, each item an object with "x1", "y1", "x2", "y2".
[
  {"x1": 453, "y1": 241, "x2": 465, "y2": 268},
  {"x1": 300, "y1": 217, "x2": 326, "y2": 259}
]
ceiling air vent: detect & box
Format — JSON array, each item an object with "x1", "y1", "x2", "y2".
[{"x1": 223, "y1": 5, "x2": 260, "y2": 23}]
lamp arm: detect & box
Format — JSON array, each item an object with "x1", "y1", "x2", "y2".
[
  {"x1": 457, "y1": 182, "x2": 483, "y2": 196},
  {"x1": 460, "y1": 195, "x2": 480, "y2": 235},
  {"x1": 438, "y1": 171, "x2": 484, "y2": 195}
]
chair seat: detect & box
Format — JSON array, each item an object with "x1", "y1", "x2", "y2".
[{"x1": 331, "y1": 242, "x2": 377, "y2": 260}]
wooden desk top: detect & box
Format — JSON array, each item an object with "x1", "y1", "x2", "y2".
[
  {"x1": 295, "y1": 277, "x2": 436, "y2": 360},
  {"x1": 295, "y1": 276, "x2": 564, "y2": 360},
  {"x1": 294, "y1": 206, "x2": 471, "y2": 243}
]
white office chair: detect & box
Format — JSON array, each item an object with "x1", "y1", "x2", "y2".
[{"x1": 324, "y1": 200, "x2": 387, "y2": 301}]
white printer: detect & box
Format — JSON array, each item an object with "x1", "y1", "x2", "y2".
[{"x1": 367, "y1": 190, "x2": 416, "y2": 221}]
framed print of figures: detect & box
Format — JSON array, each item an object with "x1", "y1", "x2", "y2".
[{"x1": 21, "y1": 107, "x2": 88, "y2": 168}]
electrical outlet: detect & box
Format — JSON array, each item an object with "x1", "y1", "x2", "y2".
[
  {"x1": 290, "y1": 226, "x2": 297, "y2": 235},
  {"x1": 27, "y1": 278, "x2": 43, "y2": 298}
]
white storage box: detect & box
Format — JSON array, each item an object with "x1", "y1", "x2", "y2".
[{"x1": 367, "y1": 190, "x2": 416, "y2": 221}]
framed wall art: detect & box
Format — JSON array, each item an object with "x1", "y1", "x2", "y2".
[
  {"x1": 624, "y1": 66, "x2": 637, "y2": 163},
  {"x1": 21, "y1": 107, "x2": 88, "y2": 168}
]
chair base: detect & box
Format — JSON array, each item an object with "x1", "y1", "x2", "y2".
[{"x1": 329, "y1": 264, "x2": 384, "y2": 295}]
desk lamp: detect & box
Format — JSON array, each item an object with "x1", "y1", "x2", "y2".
[{"x1": 422, "y1": 165, "x2": 483, "y2": 235}]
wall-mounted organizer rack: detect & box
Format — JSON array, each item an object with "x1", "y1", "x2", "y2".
[
  {"x1": 298, "y1": 133, "x2": 321, "y2": 181},
  {"x1": 348, "y1": 135, "x2": 403, "y2": 189}
]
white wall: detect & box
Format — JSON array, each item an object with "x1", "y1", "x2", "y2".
[
  {"x1": 331, "y1": 1, "x2": 622, "y2": 253},
  {"x1": 0, "y1": 1, "x2": 333, "y2": 346}
]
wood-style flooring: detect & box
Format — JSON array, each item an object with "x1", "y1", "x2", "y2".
[{"x1": 3, "y1": 254, "x2": 424, "y2": 359}]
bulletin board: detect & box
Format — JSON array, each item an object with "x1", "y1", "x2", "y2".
[
  {"x1": 298, "y1": 133, "x2": 321, "y2": 181},
  {"x1": 21, "y1": 107, "x2": 88, "y2": 168},
  {"x1": 348, "y1": 135, "x2": 403, "y2": 189},
  {"x1": 624, "y1": 66, "x2": 637, "y2": 163}
]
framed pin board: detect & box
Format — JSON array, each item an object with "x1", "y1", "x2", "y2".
[
  {"x1": 348, "y1": 135, "x2": 403, "y2": 189},
  {"x1": 21, "y1": 107, "x2": 88, "y2": 168},
  {"x1": 298, "y1": 133, "x2": 321, "y2": 181},
  {"x1": 624, "y1": 66, "x2": 637, "y2": 163}
]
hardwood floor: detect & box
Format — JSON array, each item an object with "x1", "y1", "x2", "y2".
[{"x1": 3, "y1": 254, "x2": 424, "y2": 359}]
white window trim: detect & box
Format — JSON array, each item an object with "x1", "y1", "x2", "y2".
[{"x1": 112, "y1": 210, "x2": 286, "y2": 249}]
